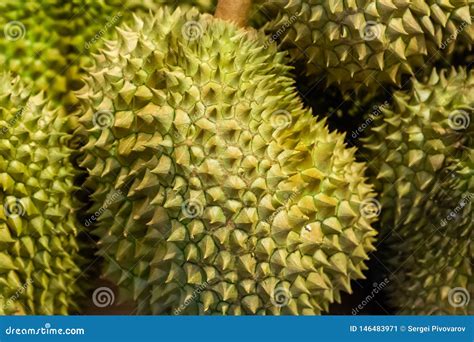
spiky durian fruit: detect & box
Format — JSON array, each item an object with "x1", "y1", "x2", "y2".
[
  {"x1": 0, "y1": 0, "x2": 73, "y2": 101},
  {"x1": 362, "y1": 68, "x2": 473, "y2": 314},
  {"x1": 77, "y1": 8, "x2": 377, "y2": 315},
  {"x1": 0, "y1": 0, "x2": 218, "y2": 105},
  {"x1": 261, "y1": 0, "x2": 474, "y2": 92},
  {"x1": 0, "y1": 0, "x2": 162, "y2": 106},
  {"x1": 0, "y1": 73, "x2": 83, "y2": 315}
]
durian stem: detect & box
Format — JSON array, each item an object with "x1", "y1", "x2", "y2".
[{"x1": 215, "y1": 0, "x2": 252, "y2": 28}]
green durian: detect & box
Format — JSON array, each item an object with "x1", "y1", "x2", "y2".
[
  {"x1": 0, "y1": 0, "x2": 219, "y2": 105},
  {"x1": 0, "y1": 72, "x2": 82, "y2": 315},
  {"x1": 261, "y1": 0, "x2": 474, "y2": 92},
  {"x1": 77, "y1": 8, "x2": 378, "y2": 315},
  {"x1": 0, "y1": 0, "x2": 74, "y2": 102},
  {"x1": 0, "y1": 0, "x2": 162, "y2": 106},
  {"x1": 362, "y1": 68, "x2": 473, "y2": 314}
]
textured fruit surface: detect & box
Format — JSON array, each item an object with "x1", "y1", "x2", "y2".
[
  {"x1": 262, "y1": 0, "x2": 474, "y2": 92},
  {"x1": 0, "y1": 0, "x2": 162, "y2": 106},
  {"x1": 156, "y1": 0, "x2": 217, "y2": 12},
  {"x1": 77, "y1": 8, "x2": 378, "y2": 315},
  {"x1": 0, "y1": 0, "x2": 73, "y2": 102},
  {"x1": 0, "y1": 73, "x2": 82, "y2": 315},
  {"x1": 362, "y1": 68, "x2": 473, "y2": 314}
]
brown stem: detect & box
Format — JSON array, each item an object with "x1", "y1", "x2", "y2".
[{"x1": 215, "y1": 0, "x2": 252, "y2": 28}]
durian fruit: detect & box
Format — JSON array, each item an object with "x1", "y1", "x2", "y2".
[
  {"x1": 0, "y1": 0, "x2": 163, "y2": 106},
  {"x1": 261, "y1": 0, "x2": 474, "y2": 92},
  {"x1": 0, "y1": 72, "x2": 83, "y2": 314},
  {"x1": 77, "y1": 8, "x2": 378, "y2": 315},
  {"x1": 0, "y1": 0, "x2": 217, "y2": 105},
  {"x1": 362, "y1": 68, "x2": 473, "y2": 314},
  {"x1": 0, "y1": 0, "x2": 73, "y2": 102}
]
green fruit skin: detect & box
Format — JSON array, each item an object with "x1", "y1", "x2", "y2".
[
  {"x1": 0, "y1": 73, "x2": 82, "y2": 315},
  {"x1": 261, "y1": 0, "x2": 474, "y2": 92},
  {"x1": 362, "y1": 68, "x2": 473, "y2": 315},
  {"x1": 77, "y1": 8, "x2": 378, "y2": 315},
  {"x1": 0, "y1": 0, "x2": 170, "y2": 107}
]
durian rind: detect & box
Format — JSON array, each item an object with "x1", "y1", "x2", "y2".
[
  {"x1": 363, "y1": 68, "x2": 473, "y2": 314},
  {"x1": 77, "y1": 8, "x2": 378, "y2": 315},
  {"x1": 0, "y1": 0, "x2": 162, "y2": 105},
  {"x1": 262, "y1": 0, "x2": 474, "y2": 92},
  {"x1": 0, "y1": 73, "x2": 82, "y2": 315}
]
